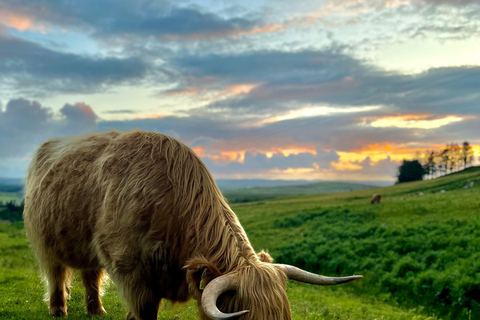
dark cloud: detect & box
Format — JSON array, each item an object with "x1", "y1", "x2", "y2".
[
  {"x1": 0, "y1": 0, "x2": 264, "y2": 41},
  {"x1": 0, "y1": 34, "x2": 149, "y2": 95},
  {"x1": 202, "y1": 147, "x2": 339, "y2": 175},
  {"x1": 103, "y1": 109, "x2": 136, "y2": 114},
  {"x1": 0, "y1": 98, "x2": 52, "y2": 157},
  {"x1": 0, "y1": 98, "x2": 99, "y2": 158},
  {"x1": 2, "y1": 99, "x2": 477, "y2": 179},
  {"x1": 349, "y1": 156, "x2": 400, "y2": 179},
  {"x1": 60, "y1": 103, "x2": 98, "y2": 135},
  {"x1": 170, "y1": 49, "x2": 480, "y2": 117}
]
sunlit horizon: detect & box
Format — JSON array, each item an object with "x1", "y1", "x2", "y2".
[{"x1": 1, "y1": 0, "x2": 479, "y2": 181}]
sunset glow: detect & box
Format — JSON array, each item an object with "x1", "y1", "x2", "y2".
[
  {"x1": 0, "y1": 0, "x2": 479, "y2": 182},
  {"x1": 1, "y1": 12, "x2": 46, "y2": 32},
  {"x1": 371, "y1": 115, "x2": 463, "y2": 129}
]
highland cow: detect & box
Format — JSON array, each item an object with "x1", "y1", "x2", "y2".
[
  {"x1": 371, "y1": 194, "x2": 381, "y2": 204},
  {"x1": 24, "y1": 130, "x2": 362, "y2": 320}
]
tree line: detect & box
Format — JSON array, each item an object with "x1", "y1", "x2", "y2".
[
  {"x1": 0, "y1": 200, "x2": 24, "y2": 222},
  {"x1": 397, "y1": 141, "x2": 475, "y2": 183}
]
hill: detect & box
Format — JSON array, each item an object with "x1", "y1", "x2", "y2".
[
  {"x1": 0, "y1": 181, "x2": 24, "y2": 204},
  {"x1": 232, "y1": 166, "x2": 480, "y2": 319},
  {"x1": 1, "y1": 167, "x2": 479, "y2": 319},
  {"x1": 216, "y1": 179, "x2": 317, "y2": 191},
  {"x1": 222, "y1": 181, "x2": 376, "y2": 203}
]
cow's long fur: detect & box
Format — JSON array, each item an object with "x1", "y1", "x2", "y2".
[{"x1": 24, "y1": 130, "x2": 291, "y2": 320}]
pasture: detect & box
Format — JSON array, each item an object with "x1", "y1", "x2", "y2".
[{"x1": 1, "y1": 167, "x2": 479, "y2": 319}]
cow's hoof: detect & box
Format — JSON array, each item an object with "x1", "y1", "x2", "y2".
[
  {"x1": 87, "y1": 304, "x2": 107, "y2": 316},
  {"x1": 50, "y1": 307, "x2": 67, "y2": 317},
  {"x1": 125, "y1": 311, "x2": 136, "y2": 320}
]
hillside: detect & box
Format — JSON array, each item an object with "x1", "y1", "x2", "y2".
[
  {"x1": 1, "y1": 167, "x2": 479, "y2": 319},
  {"x1": 0, "y1": 182, "x2": 24, "y2": 204},
  {"x1": 223, "y1": 181, "x2": 376, "y2": 203},
  {"x1": 216, "y1": 179, "x2": 317, "y2": 191},
  {"x1": 232, "y1": 166, "x2": 480, "y2": 319}
]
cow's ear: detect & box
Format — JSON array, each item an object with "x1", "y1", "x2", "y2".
[
  {"x1": 258, "y1": 250, "x2": 274, "y2": 263},
  {"x1": 185, "y1": 257, "x2": 222, "y2": 299}
]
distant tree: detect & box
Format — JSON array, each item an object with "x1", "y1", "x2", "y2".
[
  {"x1": 438, "y1": 143, "x2": 462, "y2": 175},
  {"x1": 423, "y1": 151, "x2": 436, "y2": 179},
  {"x1": 397, "y1": 159, "x2": 426, "y2": 183},
  {"x1": 450, "y1": 143, "x2": 462, "y2": 172},
  {"x1": 461, "y1": 141, "x2": 474, "y2": 169},
  {"x1": 0, "y1": 200, "x2": 24, "y2": 222}
]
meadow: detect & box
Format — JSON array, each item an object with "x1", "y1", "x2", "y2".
[
  {"x1": 1, "y1": 167, "x2": 479, "y2": 319},
  {"x1": 221, "y1": 181, "x2": 375, "y2": 203}
]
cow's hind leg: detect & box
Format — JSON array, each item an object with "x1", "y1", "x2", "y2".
[
  {"x1": 81, "y1": 269, "x2": 107, "y2": 316},
  {"x1": 43, "y1": 261, "x2": 73, "y2": 317}
]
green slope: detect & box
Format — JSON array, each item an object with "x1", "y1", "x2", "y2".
[
  {"x1": 2, "y1": 167, "x2": 479, "y2": 319},
  {"x1": 223, "y1": 181, "x2": 376, "y2": 203},
  {"x1": 232, "y1": 166, "x2": 480, "y2": 319},
  {"x1": 0, "y1": 182, "x2": 24, "y2": 204}
]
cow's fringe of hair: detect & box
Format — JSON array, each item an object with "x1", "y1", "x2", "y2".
[{"x1": 235, "y1": 263, "x2": 291, "y2": 319}]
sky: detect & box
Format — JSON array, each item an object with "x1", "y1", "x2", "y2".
[{"x1": 0, "y1": 0, "x2": 479, "y2": 182}]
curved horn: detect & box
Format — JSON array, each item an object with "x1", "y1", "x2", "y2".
[
  {"x1": 277, "y1": 264, "x2": 363, "y2": 285},
  {"x1": 201, "y1": 275, "x2": 250, "y2": 320}
]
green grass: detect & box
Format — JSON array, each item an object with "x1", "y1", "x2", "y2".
[
  {"x1": 223, "y1": 181, "x2": 375, "y2": 203},
  {"x1": 2, "y1": 167, "x2": 480, "y2": 319},
  {"x1": 0, "y1": 222, "x2": 434, "y2": 320},
  {"x1": 0, "y1": 192, "x2": 23, "y2": 204}
]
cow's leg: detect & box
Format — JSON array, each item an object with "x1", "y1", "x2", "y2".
[
  {"x1": 43, "y1": 261, "x2": 73, "y2": 317},
  {"x1": 81, "y1": 269, "x2": 107, "y2": 316},
  {"x1": 122, "y1": 285, "x2": 161, "y2": 320}
]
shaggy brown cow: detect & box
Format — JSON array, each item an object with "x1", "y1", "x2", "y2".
[
  {"x1": 370, "y1": 194, "x2": 381, "y2": 204},
  {"x1": 24, "y1": 130, "x2": 361, "y2": 320}
]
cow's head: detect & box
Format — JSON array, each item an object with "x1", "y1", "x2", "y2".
[{"x1": 186, "y1": 251, "x2": 362, "y2": 320}]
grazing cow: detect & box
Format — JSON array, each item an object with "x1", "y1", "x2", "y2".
[
  {"x1": 24, "y1": 130, "x2": 361, "y2": 320},
  {"x1": 370, "y1": 194, "x2": 381, "y2": 204}
]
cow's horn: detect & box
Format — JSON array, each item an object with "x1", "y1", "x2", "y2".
[
  {"x1": 278, "y1": 264, "x2": 363, "y2": 285},
  {"x1": 201, "y1": 275, "x2": 250, "y2": 320}
]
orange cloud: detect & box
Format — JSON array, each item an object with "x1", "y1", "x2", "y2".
[
  {"x1": 203, "y1": 83, "x2": 261, "y2": 103},
  {"x1": 165, "y1": 88, "x2": 200, "y2": 96},
  {"x1": 133, "y1": 113, "x2": 169, "y2": 119},
  {"x1": 192, "y1": 147, "x2": 245, "y2": 163},
  {"x1": 245, "y1": 23, "x2": 282, "y2": 35},
  {"x1": 331, "y1": 161, "x2": 363, "y2": 171},
  {"x1": 0, "y1": 12, "x2": 47, "y2": 32}
]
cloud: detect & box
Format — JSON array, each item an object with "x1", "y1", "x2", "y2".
[
  {"x1": 170, "y1": 49, "x2": 480, "y2": 118},
  {"x1": 60, "y1": 103, "x2": 97, "y2": 135},
  {"x1": 103, "y1": 109, "x2": 136, "y2": 114},
  {"x1": 202, "y1": 147, "x2": 340, "y2": 176},
  {"x1": 0, "y1": 98, "x2": 52, "y2": 157},
  {"x1": 0, "y1": 11, "x2": 47, "y2": 32},
  {"x1": 0, "y1": 98, "x2": 99, "y2": 159},
  {"x1": 0, "y1": 34, "x2": 149, "y2": 96},
  {"x1": 0, "y1": 1, "x2": 275, "y2": 41},
  {"x1": 351, "y1": 156, "x2": 400, "y2": 178},
  {"x1": 1, "y1": 98, "x2": 477, "y2": 180}
]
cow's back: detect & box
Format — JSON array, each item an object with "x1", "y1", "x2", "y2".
[{"x1": 24, "y1": 130, "x2": 190, "y2": 272}]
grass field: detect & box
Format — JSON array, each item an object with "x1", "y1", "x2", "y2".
[
  {"x1": 1, "y1": 167, "x2": 479, "y2": 319},
  {"x1": 0, "y1": 192, "x2": 23, "y2": 204},
  {"x1": 0, "y1": 182, "x2": 24, "y2": 205},
  {"x1": 222, "y1": 181, "x2": 375, "y2": 203},
  {"x1": 0, "y1": 221, "x2": 438, "y2": 320}
]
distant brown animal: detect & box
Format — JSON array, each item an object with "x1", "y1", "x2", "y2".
[
  {"x1": 24, "y1": 130, "x2": 362, "y2": 320},
  {"x1": 370, "y1": 194, "x2": 381, "y2": 204}
]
